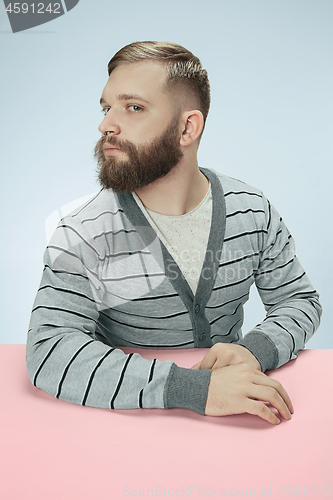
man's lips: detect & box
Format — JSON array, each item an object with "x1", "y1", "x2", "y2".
[{"x1": 103, "y1": 144, "x2": 123, "y2": 156}]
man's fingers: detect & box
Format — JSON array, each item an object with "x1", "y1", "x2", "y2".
[
  {"x1": 252, "y1": 373, "x2": 294, "y2": 415},
  {"x1": 197, "y1": 344, "x2": 262, "y2": 371},
  {"x1": 199, "y1": 348, "x2": 242, "y2": 370},
  {"x1": 251, "y1": 385, "x2": 292, "y2": 421},
  {"x1": 211, "y1": 356, "x2": 244, "y2": 370},
  {"x1": 247, "y1": 400, "x2": 281, "y2": 425},
  {"x1": 198, "y1": 351, "x2": 218, "y2": 370}
]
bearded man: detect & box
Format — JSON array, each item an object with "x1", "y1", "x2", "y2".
[{"x1": 26, "y1": 41, "x2": 321, "y2": 425}]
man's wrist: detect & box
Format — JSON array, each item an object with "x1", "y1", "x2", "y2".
[
  {"x1": 164, "y1": 363, "x2": 212, "y2": 415},
  {"x1": 236, "y1": 331, "x2": 279, "y2": 372}
]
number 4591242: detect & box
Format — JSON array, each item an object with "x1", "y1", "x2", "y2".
[{"x1": 6, "y1": 3, "x2": 61, "y2": 14}]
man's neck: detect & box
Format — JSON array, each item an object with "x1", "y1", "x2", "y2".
[{"x1": 134, "y1": 158, "x2": 209, "y2": 216}]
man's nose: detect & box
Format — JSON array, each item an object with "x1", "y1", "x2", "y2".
[{"x1": 98, "y1": 110, "x2": 121, "y2": 136}]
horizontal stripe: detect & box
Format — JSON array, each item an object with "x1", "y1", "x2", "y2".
[
  {"x1": 38, "y1": 285, "x2": 96, "y2": 303},
  {"x1": 213, "y1": 273, "x2": 253, "y2": 292},
  {"x1": 261, "y1": 239, "x2": 291, "y2": 261},
  {"x1": 108, "y1": 307, "x2": 188, "y2": 320},
  {"x1": 93, "y1": 228, "x2": 138, "y2": 240},
  {"x1": 131, "y1": 292, "x2": 179, "y2": 301},
  {"x1": 209, "y1": 302, "x2": 242, "y2": 326},
  {"x1": 44, "y1": 264, "x2": 89, "y2": 280},
  {"x1": 54, "y1": 224, "x2": 154, "y2": 262},
  {"x1": 32, "y1": 305, "x2": 97, "y2": 323},
  {"x1": 33, "y1": 336, "x2": 55, "y2": 346},
  {"x1": 98, "y1": 324, "x2": 194, "y2": 348},
  {"x1": 218, "y1": 252, "x2": 260, "y2": 268},
  {"x1": 226, "y1": 208, "x2": 265, "y2": 218},
  {"x1": 257, "y1": 272, "x2": 305, "y2": 292},
  {"x1": 224, "y1": 190, "x2": 262, "y2": 198},
  {"x1": 81, "y1": 208, "x2": 124, "y2": 223},
  {"x1": 263, "y1": 289, "x2": 318, "y2": 307},
  {"x1": 255, "y1": 258, "x2": 295, "y2": 276},
  {"x1": 206, "y1": 292, "x2": 249, "y2": 310},
  {"x1": 47, "y1": 245, "x2": 81, "y2": 260},
  {"x1": 211, "y1": 319, "x2": 242, "y2": 338},
  {"x1": 100, "y1": 310, "x2": 192, "y2": 332},
  {"x1": 224, "y1": 229, "x2": 268, "y2": 243},
  {"x1": 100, "y1": 250, "x2": 152, "y2": 260},
  {"x1": 102, "y1": 271, "x2": 165, "y2": 282}
]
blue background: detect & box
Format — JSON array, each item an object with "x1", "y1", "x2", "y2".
[{"x1": 0, "y1": 0, "x2": 332, "y2": 347}]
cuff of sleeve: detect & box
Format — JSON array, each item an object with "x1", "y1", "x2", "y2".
[
  {"x1": 164, "y1": 363, "x2": 212, "y2": 415},
  {"x1": 236, "y1": 330, "x2": 279, "y2": 372}
]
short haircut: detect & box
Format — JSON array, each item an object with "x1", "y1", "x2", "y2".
[{"x1": 107, "y1": 41, "x2": 211, "y2": 134}]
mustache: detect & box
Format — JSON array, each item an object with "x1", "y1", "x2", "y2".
[{"x1": 102, "y1": 135, "x2": 134, "y2": 152}]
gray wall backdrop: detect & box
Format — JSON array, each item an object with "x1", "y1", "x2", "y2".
[{"x1": 1, "y1": 0, "x2": 332, "y2": 347}]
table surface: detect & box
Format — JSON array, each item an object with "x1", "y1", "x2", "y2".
[{"x1": 1, "y1": 346, "x2": 332, "y2": 500}]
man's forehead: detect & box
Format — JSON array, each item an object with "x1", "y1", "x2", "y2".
[{"x1": 102, "y1": 60, "x2": 169, "y2": 101}]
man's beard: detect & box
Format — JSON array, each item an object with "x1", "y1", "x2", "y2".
[{"x1": 94, "y1": 116, "x2": 184, "y2": 192}]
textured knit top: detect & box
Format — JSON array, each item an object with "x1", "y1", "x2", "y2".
[
  {"x1": 26, "y1": 167, "x2": 322, "y2": 414},
  {"x1": 132, "y1": 182, "x2": 212, "y2": 293}
]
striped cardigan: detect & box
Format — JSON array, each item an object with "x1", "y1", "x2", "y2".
[{"x1": 26, "y1": 167, "x2": 322, "y2": 414}]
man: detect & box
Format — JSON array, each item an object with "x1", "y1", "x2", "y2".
[{"x1": 26, "y1": 41, "x2": 321, "y2": 425}]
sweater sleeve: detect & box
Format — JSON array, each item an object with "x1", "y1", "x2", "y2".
[
  {"x1": 237, "y1": 196, "x2": 322, "y2": 372},
  {"x1": 26, "y1": 217, "x2": 211, "y2": 414}
]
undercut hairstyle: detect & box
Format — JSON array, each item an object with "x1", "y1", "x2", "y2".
[{"x1": 107, "y1": 41, "x2": 211, "y2": 135}]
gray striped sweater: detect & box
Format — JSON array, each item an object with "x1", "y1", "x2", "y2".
[{"x1": 26, "y1": 168, "x2": 322, "y2": 414}]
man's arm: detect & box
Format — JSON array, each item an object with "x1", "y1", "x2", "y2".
[
  {"x1": 193, "y1": 195, "x2": 321, "y2": 374},
  {"x1": 191, "y1": 195, "x2": 320, "y2": 424},
  {"x1": 26, "y1": 218, "x2": 211, "y2": 414},
  {"x1": 236, "y1": 197, "x2": 322, "y2": 372}
]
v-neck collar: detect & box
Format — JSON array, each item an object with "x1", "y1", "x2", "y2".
[{"x1": 115, "y1": 167, "x2": 226, "y2": 314}]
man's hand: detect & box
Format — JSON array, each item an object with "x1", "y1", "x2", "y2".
[
  {"x1": 191, "y1": 343, "x2": 261, "y2": 371},
  {"x1": 205, "y1": 363, "x2": 294, "y2": 425}
]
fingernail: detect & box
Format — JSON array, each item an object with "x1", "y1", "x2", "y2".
[{"x1": 276, "y1": 418, "x2": 281, "y2": 425}]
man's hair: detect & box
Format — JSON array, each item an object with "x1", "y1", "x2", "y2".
[{"x1": 107, "y1": 41, "x2": 211, "y2": 134}]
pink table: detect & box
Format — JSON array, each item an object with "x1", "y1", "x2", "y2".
[{"x1": 1, "y1": 346, "x2": 332, "y2": 499}]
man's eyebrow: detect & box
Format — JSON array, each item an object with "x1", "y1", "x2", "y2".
[
  {"x1": 99, "y1": 94, "x2": 150, "y2": 106},
  {"x1": 117, "y1": 93, "x2": 150, "y2": 103}
]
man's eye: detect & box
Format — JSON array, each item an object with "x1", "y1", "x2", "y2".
[
  {"x1": 128, "y1": 105, "x2": 143, "y2": 112},
  {"x1": 101, "y1": 108, "x2": 110, "y2": 116}
]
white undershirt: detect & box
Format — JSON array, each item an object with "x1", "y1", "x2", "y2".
[{"x1": 132, "y1": 182, "x2": 212, "y2": 293}]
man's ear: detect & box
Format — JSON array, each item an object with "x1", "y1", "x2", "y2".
[{"x1": 179, "y1": 110, "x2": 204, "y2": 146}]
